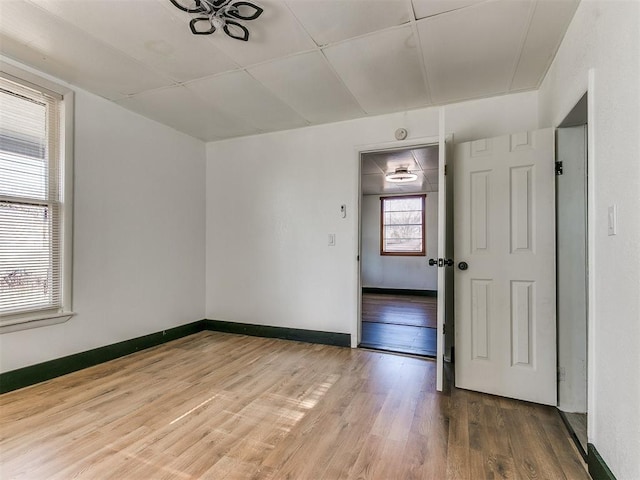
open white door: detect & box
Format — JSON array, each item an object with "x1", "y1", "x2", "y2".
[
  {"x1": 454, "y1": 129, "x2": 556, "y2": 405},
  {"x1": 435, "y1": 115, "x2": 448, "y2": 391}
]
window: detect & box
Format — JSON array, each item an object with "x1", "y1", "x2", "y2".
[
  {"x1": 380, "y1": 194, "x2": 426, "y2": 256},
  {"x1": 0, "y1": 69, "x2": 73, "y2": 332}
]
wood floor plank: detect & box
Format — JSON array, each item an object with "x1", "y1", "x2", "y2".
[{"x1": 0, "y1": 331, "x2": 589, "y2": 479}]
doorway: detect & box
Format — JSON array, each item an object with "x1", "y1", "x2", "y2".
[
  {"x1": 556, "y1": 93, "x2": 589, "y2": 457},
  {"x1": 359, "y1": 145, "x2": 439, "y2": 357}
]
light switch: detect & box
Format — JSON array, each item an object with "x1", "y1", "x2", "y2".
[
  {"x1": 608, "y1": 205, "x2": 617, "y2": 236},
  {"x1": 328, "y1": 234, "x2": 336, "y2": 246}
]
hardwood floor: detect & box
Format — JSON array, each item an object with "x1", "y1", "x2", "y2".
[
  {"x1": 361, "y1": 323, "x2": 437, "y2": 356},
  {"x1": 0, "y1": 332, "x2": 588, "y2": 479},
  {"x1": 361, "y1": 293, "x2": 437, "y2": 356},
  {"x1": 362, "y1": 293, "x2": 437, "y2": 328}
]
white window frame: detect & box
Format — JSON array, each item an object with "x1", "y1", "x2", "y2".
[{"x1": 0, "y1": 64, "x2": 75, "y2": 334}]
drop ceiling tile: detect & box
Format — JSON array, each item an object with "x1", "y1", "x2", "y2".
[
  {"x1": 361, "y1": 159, "x2": 384, "y2": 175},
  {"x1": 371, "y1": 149, "x2": 420, "y2": 174},
  {"x1": 198, "y1": 0, "x2": 316, "y2": 67},
  {"x1": 117, "y1": 86, "x2": 259, "y2": 141},
  {"x1": 248, "y1": 51, "x2": 365, "y2": 123},
  {"x1": 0, "y1": 1, "x2": 172, "y2": 99},
  {"x1": 323, "y1": 26, "x2": 430, "y2": 114},
  {"x1": 412, "y1": 0, "x2": 487, "y2": 19},
  {"x1": 510, "y1": 0, "x2": 580, "y2": 91},
  {"x1": 286, "y1": 0, "x2": 413, "y2": 46},
  {"x1": 412, "y1": 146, "x2": 439, "y2": 170},
  {"x1": 28, "y1": 0, "x2": 239, "y2": 83},
  {"x1": 186, "y1": 70, "x2": 308, "y2": 132},
  {"x1": 361, "y1": 174, "x2": 403, "y2": 195},
  {"x1": 417, "y1": 0, "x2": 533, "y2": 104},
  {"x1": 423, "y1": 168, "x2": 439, "y2": 183}
]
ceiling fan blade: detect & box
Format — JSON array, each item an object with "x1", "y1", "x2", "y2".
[
  {"x1": 189, "y1": 17, "x2": 217, "y2": 35},
  {"x1": 170, "y1": 0, "x2": 204, "y2": 14},
  {"x1": 225, "y1": 1, "x2": 263, "y2": 21},
  {"x1": 223, "y1": 20, "x2": 249, "y2": 41}
]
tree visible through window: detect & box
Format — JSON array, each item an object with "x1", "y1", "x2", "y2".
[{"x1": 380, "y1": 194, "x2": 426, "y2": 256}]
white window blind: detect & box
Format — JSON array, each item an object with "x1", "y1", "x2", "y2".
[{"x1": 0, "y1": 75, "x2": 64, "y2": 318}]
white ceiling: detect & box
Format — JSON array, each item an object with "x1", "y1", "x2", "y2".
[
  {"x1": 0, "y1": 0, "x2": 579, "y2": 142},
  {"x1": 362, "y1": 145, "x2": 439, "y2": 195}
]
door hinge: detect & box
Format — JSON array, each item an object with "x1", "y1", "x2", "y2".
[
  {"x1": 444, "y1": 165, "x2": 448, "y2": 176},
  {"x1": 555, "y1": 161, "x2": 563, "y2": 175},
  {"x1": 443, "y1": 323, "x2": 446, "y2": 335}
]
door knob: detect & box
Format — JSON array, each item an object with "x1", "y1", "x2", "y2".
[
  {"x1": 428, "y1": 258, "x2": 438, "y2": 266},
  {"x1": 458, "y1": 261, "x2": 468, "y2": 270},
  {"x1": 443, "y1": 259, "x2": 454, "y2": 267}
]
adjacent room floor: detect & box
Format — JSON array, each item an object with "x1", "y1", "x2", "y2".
[
  {"x1": 0, "y1": 331, "x2": 588, "y2": 479},
  {"x1": 360, "y1": 292, "x2": 437, "y2": 356},
  {"x1": 563, "y1": 411, "x2": 588, "y2": 456}
]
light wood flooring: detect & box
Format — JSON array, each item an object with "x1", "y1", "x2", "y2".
[
  {"x1": 361, "y1": 293, "x2": 437, "y2": 356},
  {"x1": 0, "y1": 331, "x2": 589, "y2": 479}
]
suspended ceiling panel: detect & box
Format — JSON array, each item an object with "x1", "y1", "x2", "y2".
[
  {"x1": 412, "y1": 0, "x2": 487, "y2": 19},
  {"x1": 509, "y1": 0, "x2": 580, "y2": 90},
  {"x1": 0, "y1": 1, "x2": 172, "y2": 100},
  {"x1": 285, "y1": 0, "x2": 413, "y2": 46},
  {"x1": 28, "y1": 0, "x2": 239, "y2": 83},
  {"x1": 186, "y1": 70, "x2": 308, "y2": 133},
  {"x1": 117, "y1": 86, "x2": 258, "y2": 140},
  {"x1": 0, "y1": 0, "x2": 579, "y2": 141},
  {"x1": 323, "y1": 26, "x2": 430, "y2": 114},
  {"x1": 247, "y1": 51, "x2": 365, "y2": 123},
  {"x1": 418, "y1": 0, "x2": 534, "y2": 104}
]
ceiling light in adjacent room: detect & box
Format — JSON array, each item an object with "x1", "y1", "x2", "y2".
[{"x1": 385, "y1": 168, "x2": 418, "y2": 183}]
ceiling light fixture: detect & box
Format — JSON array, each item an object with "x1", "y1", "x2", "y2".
[
  {"x1": 170, "y1": 0, "x2": 263, "y2": 41},
  {"x1": 385, "y1": 167, "x2": 418, "y2": 183}
]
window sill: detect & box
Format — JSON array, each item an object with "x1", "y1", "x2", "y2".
[{"x1": 0, "y1": 311, "x2": 75, "y2": 334}]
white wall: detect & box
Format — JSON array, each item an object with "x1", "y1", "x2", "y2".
[
  {"x1": 538, "y1": 1, "x2": 640, "y2": 478},
  {"x1": 361, "y1": 193, "x2": 438, "y2": 290},
  {"x1": 0, "y1": 62, "x2": 207, "y2": 373},
  {"x1": 205, "y1": 91, "x2": 538, "y2": 340}
]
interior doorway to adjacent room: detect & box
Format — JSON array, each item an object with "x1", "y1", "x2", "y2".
[
  {"x1": 556, "y1": 93, "x2": 589, "y2": 457},
  {"x1": 358, "y1": 145, "x2": 439, "y2": 357}
]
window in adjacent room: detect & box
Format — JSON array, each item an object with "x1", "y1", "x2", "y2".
[
  {"x1": 0, "y1": 69, "x2": 74, "y2": 332},
  {"x1": 380, "y1": 194, "x2": 426, "y2": 256}
]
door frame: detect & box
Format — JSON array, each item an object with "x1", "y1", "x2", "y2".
[
  {"x1": 552, "y1": 70, "x2": 596, "y2": 440},
  {"x1": 354, "y1": 134, "x2": 440, "y2": 350}
]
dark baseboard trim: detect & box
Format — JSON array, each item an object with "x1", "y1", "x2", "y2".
[
  {"x1": 362, "y1": 287, "x2": 437, "y2": 297},
  {"x1": 0, "y1": 319, "x2": 350, "y2": 394},
  {"x1": 558, "y1": 410, "x2": 587, "y2": 461},
  {"x1": 0, "y1": 320, "x2": 206, "y2": 394},
  {"x1": 205, "y1": 319, "x2": 350, "y2": 347},
  {"x1": 588, "y1": 444, "x2": 617, "y2": 480}
]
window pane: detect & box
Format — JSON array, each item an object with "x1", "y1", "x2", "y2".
[
  {"x1": 381, "y1": 195, "x2": 425, "y2": 254},
  {"x1": 0, "y1": 75, "x2": 63, "y2": 320},
  {"x1": 0, "y1": 89, "x2": 47, "y2": 199},
  {"x1": 0, "y1": 202, "x2": 56, "y2": 314},
  {"x1": 384, "y1": 210, "x2": 422, "y2": 225},
  {"x1": 384, "y1": 197, "x2": 422, "y2": 212}
]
